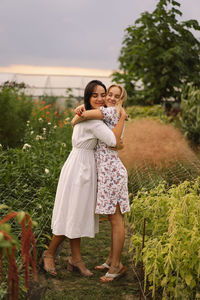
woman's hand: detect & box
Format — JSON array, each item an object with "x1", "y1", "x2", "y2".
[
  {"x1": 71, "y1": 115, "x2": 86, "y2": 127},
  {"x1": 74, "y1": 104, "x2": 85, "y2": 116},
  {"x1": 109, "y1": 139, "x2": 124, "y2": 151}
]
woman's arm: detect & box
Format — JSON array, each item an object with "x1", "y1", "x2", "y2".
[
  {"x1": 71, "y1": 109, "x2": 103, "y2": 127},
  {"x1": 92, "y1": 108, "x2": 126, "y2": 148},
  {"x1": 112, "y1": 108, "x2": 126, "y2": 145}
]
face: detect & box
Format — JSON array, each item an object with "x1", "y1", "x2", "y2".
[
  {"x1": 106, "y1": 86, "x2": 121, "y2": 107},
  {"x1": 89, "y1": 85, "x2": 106, "y2": 109}
]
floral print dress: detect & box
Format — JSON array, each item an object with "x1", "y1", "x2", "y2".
[{"x1": 95, "y1": 106, "x2": 130, "y2": 215}]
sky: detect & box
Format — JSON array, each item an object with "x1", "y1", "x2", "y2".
[{"x1": 0, "y1": 0, "x2": 200, "y2": 76}]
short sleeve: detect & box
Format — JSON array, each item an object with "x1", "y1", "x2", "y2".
[
  {"x1": 91, "y1": 120, "x2": 116, "y2": 147},
  {"x1": 100, "y1": 106, "x2": 113, "y2": 123}
]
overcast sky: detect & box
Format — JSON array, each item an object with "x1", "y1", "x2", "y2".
[{"x1": 0, "y1": 0, "x2": 200, "y2": 74}]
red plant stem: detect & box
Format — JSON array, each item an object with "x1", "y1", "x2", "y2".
[
  {"x1": 0, "y1": 211, "x2": 37, "y2": 299},
  {"x1": 0, "y1": 249, "x2": 4, "y2": 283}
]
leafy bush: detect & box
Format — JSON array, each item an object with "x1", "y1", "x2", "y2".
[
  {"x1": 0, "y1": 83, "x2": 33, "y2": 148},
  {"x1": 178, "y1": 86, "x2": 200, "y2": 145},
  {"x1": 0, "y1": 118, "x2": 73, "y2": 253},
  {"x1": 126, "y1": 105, "x2": 168, "y2": 121},
  {"x1": 129, "y1": 177, "x2": 200, "y2": 299}
]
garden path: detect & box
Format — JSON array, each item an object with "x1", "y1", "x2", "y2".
[{"x1": 29, "y1": 218, "x2": 142, "y2": 300}]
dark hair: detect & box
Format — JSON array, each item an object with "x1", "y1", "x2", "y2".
[{"x1": 84, "y1": 80, "x2": 106, "y2": 110}]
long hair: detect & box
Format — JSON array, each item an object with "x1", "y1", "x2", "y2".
[
  {"x1": 84, "y1": 80, "x2": 107, "y2": 110},
  {"x1": 107, "y1": 84, "x2": 127, "y2": 116}
]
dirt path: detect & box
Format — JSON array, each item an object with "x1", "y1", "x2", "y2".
[{"x1": 29, "y1": 219, "x2": 141, "y2": 300}]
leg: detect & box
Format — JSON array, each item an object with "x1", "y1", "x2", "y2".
[
  {"x1": 109, "y1": 204, "x2": 125, "y2": 271},
  {"x1": 68, "y1": 238, "x2": 93, "y2": 276},
  {"x1": 95, "y1": 226, "x2": 113, "y2": 270},
  {"x1": 41, "y1": 234, "x2": 65, "y2": 275},
  {"x1": 100, "y1": 204, "x2": 126, "y2": 282}
]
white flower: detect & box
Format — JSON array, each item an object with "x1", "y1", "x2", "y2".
[
  {"x1": 38, "y1": 118, "x2": 43, "y2": 122},
  {"x1": 30, "y1": 131, "x2": 34, "y2": 135},
  {"x1": 65, "y1": 117, "x2": 70, "y2": 121},
  {"x1": 61, "y1": 143, "x2": 66, "y2": 147},
  {"x1": 22, "y1": 143, "x2": 31, "y2": 150},
  {"x1": 27, "y1": 120, "x2": 30, "y2": 124},
  {"x1": 54, "y1": 125, "x2": 57, "y2": 129},
  {"x1": 0, "y1": 144, "x2": 2, "y2": 147},
  {"x1": 48, "y1": 122, "x2": 51, "y2": 125},
  {"x1": 43, "y1": 128, "x2": 46, "y2": 134},
  {"x1": 35, "y1": 135, "x2": 43, "y2": 141},
  {"x1": 45, "y1": 168, "x2": 49, "y2": 174}
]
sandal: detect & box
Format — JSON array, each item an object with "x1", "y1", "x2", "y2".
[
  {"x1": 100, "y1": 266, "x2": 127, "y2": 283},
  {"x1": 67, "y1": 258, "x2": 93, "y2": 277},
  {"x1": 95, "y1": 262, "x2": 110, "y2": 271},
  {"x1": 39, "y1": 250, "x2": 57, "y2": 276}
]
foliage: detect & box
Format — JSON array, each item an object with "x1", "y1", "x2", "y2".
[
  {"x1": 30, "y1": 98, "x2": 73, "y2": 135},
  {"x1": 113, "y1": 0, "x2": 200, "y2": 105},
  {"x1": 126, "y1": 104, "x2": 169, "y2": 122},
  {"x1": 0, "y1": 115, "x2": 73, "y2": 254},
  {"x1": 178, "y1": 86, "x2": 200, "y2": 145},
  {"x1": 0, "y1": 83, "x2": 33, "y2": 148},
  {"x1": 129, "y1": 177, "x2": 200, "y2": 299},
  {"x1": 128, "y1": 159, "x2": 200, "y2": 198},
  {"x1": 0, "y1": 98, "x2": 73, "y2": 299}
]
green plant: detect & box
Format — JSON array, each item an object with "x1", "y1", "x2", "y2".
[
  {"x1": 0, "y1": 83, "x2": 33, "y2": 148},
  {"x1": 129, "y1": 177, "x2": 200, "y2": 299},
  {"x1": 113, "y1": 0, "x2": 200, "y2": 105},
  {"x1": 126, "y1": 105, "x2": 168, "y2": 121},
  {"x1": 0, "y1": 118, "x2": 73, "y2": 253},
  {"x1": 178, "y1": 86, "x2": 200, "y2": 145}
]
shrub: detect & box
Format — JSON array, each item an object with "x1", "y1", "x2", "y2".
[
  {"x1": 0, "y1": 83, "x2": 33, "y2": 148},
  {"x1": 0, "y1": 119, "x2": 73, "y2": 253},
  {"x1": 179, "y1": 86, "x2": 200, "y2": 145},
  {"x1": 129, "y1": 177, "x2": 200, "y2": 299},
  {"x1": 126, "y1": 105, "x2": 169, "y2": 122}
]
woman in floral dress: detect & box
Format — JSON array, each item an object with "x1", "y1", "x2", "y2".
[
  {"x1": 72, "y1": 84, "x2": 130, "y2": 282},
  {"x1": 40, "y1": 81, "x2": 126, "y2": 278}
]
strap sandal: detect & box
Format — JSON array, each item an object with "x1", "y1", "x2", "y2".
[
  {"x1": 67, "y1": 258, "x2": 93, "y2": 277},
  {"x1": 95, "y1": 262, "x2": 110, "y2": 271},
  {"x1": 39, "y1": 250, "x2": 57, "y2": 276},
  {"x1": 100, "y1": 266, "x2": 127, "y2": 283}
]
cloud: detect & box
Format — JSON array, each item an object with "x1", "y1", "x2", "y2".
[{"x1": 0, "y1": 0, "x2": 200, "y2": 71}]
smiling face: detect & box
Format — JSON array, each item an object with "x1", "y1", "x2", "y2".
[
  {"x1": 105, "y1": 86, "x2": 121, "y2": 107},
  {"x1": 89, "y1": 85, "x2": 106, "y2": 109}
]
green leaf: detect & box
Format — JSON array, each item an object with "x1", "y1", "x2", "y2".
[
  {"x1": 16, "y1": 211, "x2": 25, "y2": 224},
  {"x1": 0, "y1": 204, "x2": 9, "y2": 210}
]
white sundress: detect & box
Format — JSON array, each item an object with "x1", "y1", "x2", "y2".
[
  {"x1": 51, "y1": 120, "x2": 116, "y2": 239},
  {"x1": 95, "y1": 106, "x2": 130, "y2": 215}
]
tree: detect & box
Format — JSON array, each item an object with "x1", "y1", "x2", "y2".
[{"x1": 112, "y1": 0, "x2": 200, "y2": 105}]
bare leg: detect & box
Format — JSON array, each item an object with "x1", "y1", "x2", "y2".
[
  {"x1": 42, "y1": 234, "x2": 65, "y2": 274},
  {"x1": 108, "y1": 204, "x2": 125, "y2": 272},
  {"x1": 48, "y1": 234, "x2": 65, "y2": 256},
  {"x1": 100, "y1": 204, "x2": 125, "y2": 282},
  {"x1": 98, "y1": 204, "x2": 124, "y2": 268},
  {"x1": 69, "y1": 238, "x2": 93, "y2": 276}
]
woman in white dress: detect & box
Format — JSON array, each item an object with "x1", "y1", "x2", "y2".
[
  {"x1": 40, "y1": 80, "x2": 126, "y2": 277},
  {"x1": 73, "y1": 84, "x2": 129, "y2": 282}
]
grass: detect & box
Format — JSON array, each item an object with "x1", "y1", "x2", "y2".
[{"x1": 28, "y1": 219, "x2": 141, "y2": 300}]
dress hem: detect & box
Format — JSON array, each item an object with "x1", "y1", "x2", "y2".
[{"x1": 52, "y1": 230, "x2": 99, "y2": 239}]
